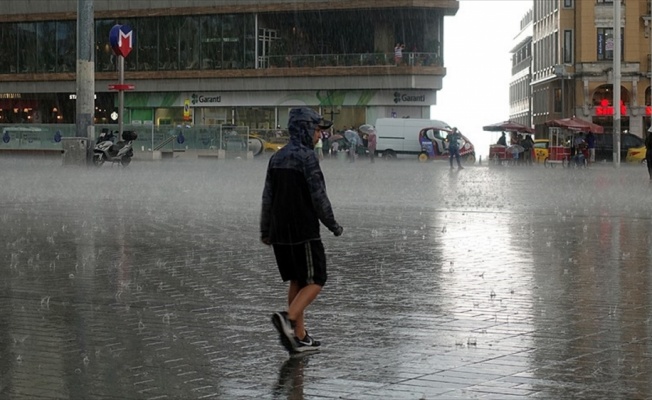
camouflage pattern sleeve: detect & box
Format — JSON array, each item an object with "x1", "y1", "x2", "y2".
[{"x1": 302, "y1": 152, "x2": 339, "y2": 233}]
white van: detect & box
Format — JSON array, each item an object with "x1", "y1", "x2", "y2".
[{"x1": 374, "y1": 118, "x2": 451, "y2": 158}]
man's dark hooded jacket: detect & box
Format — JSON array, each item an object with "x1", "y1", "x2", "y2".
[{"x1": 260, "y1": 108, "x2": 340, "y2": 245}]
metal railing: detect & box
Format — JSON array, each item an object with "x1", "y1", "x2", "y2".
[
  {"x1": 261, "y1": 52, "x2": 441, "y2": 69},
  {"x1": 0, "y1": 124, "x2": 279, "y2": 155}
]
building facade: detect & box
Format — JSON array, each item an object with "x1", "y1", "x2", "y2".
[
  {"x1": 0, "y1": 0, "x2": 458, "y2": 131},
  {"x1": 531, "y1": 0, "x2": 652, "y2": 137},
  {"x1": 509, "y1": 9, "x2": 533, "y2": 127}
]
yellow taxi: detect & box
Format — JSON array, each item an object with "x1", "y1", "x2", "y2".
[
  {"x1": 249, "y1": 133, "x2": 289, "y2": 155},
  {"x1": 533, "y1": 139, "x2": 549, "y2": 164},
  {"x1": 626, "y1": 145, "x2": 646, "y2": 163}
]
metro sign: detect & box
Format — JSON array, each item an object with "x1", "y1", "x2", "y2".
[{"x1": 109, "y1": 24, "x2": 135, "y2": 58}]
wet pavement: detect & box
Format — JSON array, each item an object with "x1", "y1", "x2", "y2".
[{"x1": 2, "y1": 156, "x2": 652, "y2": 399}]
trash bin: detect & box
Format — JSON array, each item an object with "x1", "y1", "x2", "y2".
[{"x1": 61, "y1": 137, "x2": 88, "y2": 166}]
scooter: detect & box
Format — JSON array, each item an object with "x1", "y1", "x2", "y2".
[{"x1": 93, "y1": 129, "x2": 137, "y2": 166}]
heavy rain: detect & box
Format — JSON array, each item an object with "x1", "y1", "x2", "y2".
[
  {"x1": 2, "y1": 0, "x2": 652, "y2": 399},
  {"x1": 2, "y1": 155, "x2": 652, "y2": 399}
]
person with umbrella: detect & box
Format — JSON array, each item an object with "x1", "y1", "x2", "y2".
[
  {"x1": 447, "y1": 127, "x2": 464, "y2": 170},
  {"x1": 359, "y1": 124, "x2": 377, "y2": 163},
  {"x1": 344, "y1": 129, "x2": 360, "y2": 163}
]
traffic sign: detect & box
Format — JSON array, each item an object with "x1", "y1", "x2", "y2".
[
  {"x1": 109, "y1": 24, "x2": 135, "y2": 58},
  {"x1": 108, "y1": 84, "x2": 135, "y2": 91}
]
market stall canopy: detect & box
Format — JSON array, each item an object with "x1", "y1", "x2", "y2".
[
  {"x1": 482, "y1": 120, "x2": 534, "y2": 133},
  {"x1": 544, "y1": 117, "x2": 604, "y2": 133}
]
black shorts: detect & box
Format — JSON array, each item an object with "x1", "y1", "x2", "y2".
[{"x1": 273, "y1": 240, "x2": 327, "y2": 286}]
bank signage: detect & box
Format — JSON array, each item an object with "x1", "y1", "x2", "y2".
[
  {"x1": 190, "y1": 93, "x2": 222, "y2": 106},
  {"x1": 126, "y1": 90, "x2": 435, "y2": 108},
  {"x1": 393, "y1": 91, "x2": 427, "y2": 104}
]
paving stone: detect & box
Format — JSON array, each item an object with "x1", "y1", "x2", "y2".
[{"x1": 2, "y1": 158, "x2": 652, "y2": 398}]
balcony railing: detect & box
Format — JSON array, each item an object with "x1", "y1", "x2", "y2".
[{"x1": 261, "y1": 52, "x2": 441, "y2": 69}]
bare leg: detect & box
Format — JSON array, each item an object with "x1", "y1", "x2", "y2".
[{"x1": 287, "y1": 281, "x2": 322, "y2": 340}]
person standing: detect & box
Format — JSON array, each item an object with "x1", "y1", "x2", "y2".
[
  {"x1": 521, "y1": 134, "x2": 534, "y2": 165},
  {"x1": 447, "y1": 127, "x2": 464, "y2": 169},
  {"x1": 394, "y1": 43, "x2": 404, "y2": 66},
  {"x1": 312, "y1": 119, "x2": 332, "y2": 161},
  {"x1": 585, "y1": 131, "x2": 596, "y2": 164},
  {"x1": 497, "y1": 132, "x2": 507, "y2": 146},
  {"x1": 261, "y1": 107, "x2": 343, "y2": 354},
  {"x1": 367, "y1": 128, "x2": 377, "y2": 163}
]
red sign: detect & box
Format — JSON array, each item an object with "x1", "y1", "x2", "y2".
[
  {"x1": 596, "y1": 99, "x2": 627, "y2": 116},
  {"x1": 108, "y1": 84, "x2": 135, "y2": 91},
  {"x1": 109, "y1": 25, "x2": 134, "y2": 58}
]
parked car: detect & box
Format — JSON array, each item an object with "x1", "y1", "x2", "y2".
[{"x1": 593, "y1": 133, "x2": 645, "y2": 162}]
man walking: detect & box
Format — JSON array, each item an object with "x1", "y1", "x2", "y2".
[
  {"x1": 447, "y1": 127, "x2": 464, "y2": 169},
  {"x1": 261, "y1": 107, "x2": 343, "y2": 354}
]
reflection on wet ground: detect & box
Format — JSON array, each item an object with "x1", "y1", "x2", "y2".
[{"x1": 2, "y1": 157, "x2": 652, "y2": 399}]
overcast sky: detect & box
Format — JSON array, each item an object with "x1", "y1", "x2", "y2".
[{"x1": 431, "y1": 0, "x2": 532, "y2": 158}]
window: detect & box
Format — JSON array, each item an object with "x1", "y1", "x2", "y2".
[
  {"x1": 137, "y1": 18, "x2": 158, "y2": 71},
  {"x1": 36, "y1": 22, "x2": 56, "y2": 73},
  {"x1": 95, "y1": 20, "x2": 115, "y2": 72},
  {"x1": 17, "y1": 23, "x2": 37, "y2": 73},
  {"x1": 179, "y1": 16, "x2": 200, "y2": 70},
  {"x1": 554, "y1": 88, "x2": 562, "y2": 113},
  {"x1": 597, "y1": 28, "x2": 623, "y2": 60},
  {"x1": 564, "y1": 0, "x2": 574, "y2": 7},
  {"x1": 56, "y1": 21, "x2": 75, "y2": 72},
  {"x1": 563, "y1": 30, "x2": 573, "y2": 63},
  {"x1": 0, "y1": 23, "x2": 17, "y2": 73},
  {"x1": 200, "y1": 15, "x2": 223, "y2": 69}
]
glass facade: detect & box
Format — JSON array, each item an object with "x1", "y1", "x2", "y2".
[{"x1": 0, "y1": 14, "x2": 257, "y2": 74}]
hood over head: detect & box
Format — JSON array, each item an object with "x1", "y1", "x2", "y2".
[{"x1": 288, "y1": 107, "x2": 323, "y2": 149}]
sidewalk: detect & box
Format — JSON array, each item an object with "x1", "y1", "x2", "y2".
[{"x1": 1, "y1": 158, "x2": 651, "y2": 399}]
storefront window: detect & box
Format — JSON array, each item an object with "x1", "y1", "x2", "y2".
[
  {"x1": 57, "y1": 21, "x2": 75, "y2": 72},
  {"x1": 137, "y1": 18, "x2": 158, "y2": 71},
  {"x1": 159, "y1": 17, "x2": 180, "y2": 70},
  {"x1": 0, "y1": 23, "x2": 17, "y2": 73},
  {"x1": 234, "y1": 107, "x2": 275, "y2": 129},
  {"x1": 96, "y1": 20, "x2": 116, "y2": 72},
  {"x1": 17, "y1": 23, "x2": 37, "y2": 73},
  {"x1": 222, "y1": 15, "x2": 243, "y2": 69},
  {"x1": 180, "y1": 16, "x2": 200, "y2": 70},
  {"x1": 36, "y1": 22, "x2": 56, "y2": 73},
  {"x1": 200, "y1": 15, "x2": 223, "y2": 69}
]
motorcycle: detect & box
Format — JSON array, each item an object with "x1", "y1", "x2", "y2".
[{"x1": 93, "y1": 129, "x2": 137, "y2": 166}]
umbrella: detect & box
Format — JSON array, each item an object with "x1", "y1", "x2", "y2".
[
  {"x1": 544, "y1": 116, "x2": 604, "y2": 133},
  {"x1": 483, "y1": 120, "x2": 534, "y2": 133},
  {"x1": 344, "y1": 130, "x2": 360, "y2": 145},
  {"x1": 330, "y1": 133, "x2": 344, "y2": 141},
  {"x1": 358, "y1": 124, "x2": 375, "y2": 134},
  {"x1": 507, "y1": 144, "x2": 525, "y2": 153}
]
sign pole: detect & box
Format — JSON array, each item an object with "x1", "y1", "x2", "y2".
[
  {"x1": 76, "y1": 0, "x2": 95, "y2": 163},
  {"x1": 119, "y1": 55, "x2": 125, "y2": 139},
  {"x1": 613, "y1": 0, "x2": 621, "y2": 167},
  {"x1": 109, "y1": 24, "x2": 135, "y2": 142}
]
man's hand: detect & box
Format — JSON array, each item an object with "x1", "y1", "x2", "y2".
[
  {"x1": 332, "y1": 225, "x2": 344, "y2": 237},
  {"x1": 261, "y1": 237, "x2": 271, "y2": 245}
]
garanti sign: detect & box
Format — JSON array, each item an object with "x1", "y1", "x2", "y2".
[{"x1": 191, "y1": 93, "x2": 222, "y2": 106}]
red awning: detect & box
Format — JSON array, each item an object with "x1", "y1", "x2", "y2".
[
  {"x1": 544, "y1": 117, "x2": 604, "y2": 133},
  {"x1": 482, "y1": 120, "x2": 534, "y2": 133}
]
